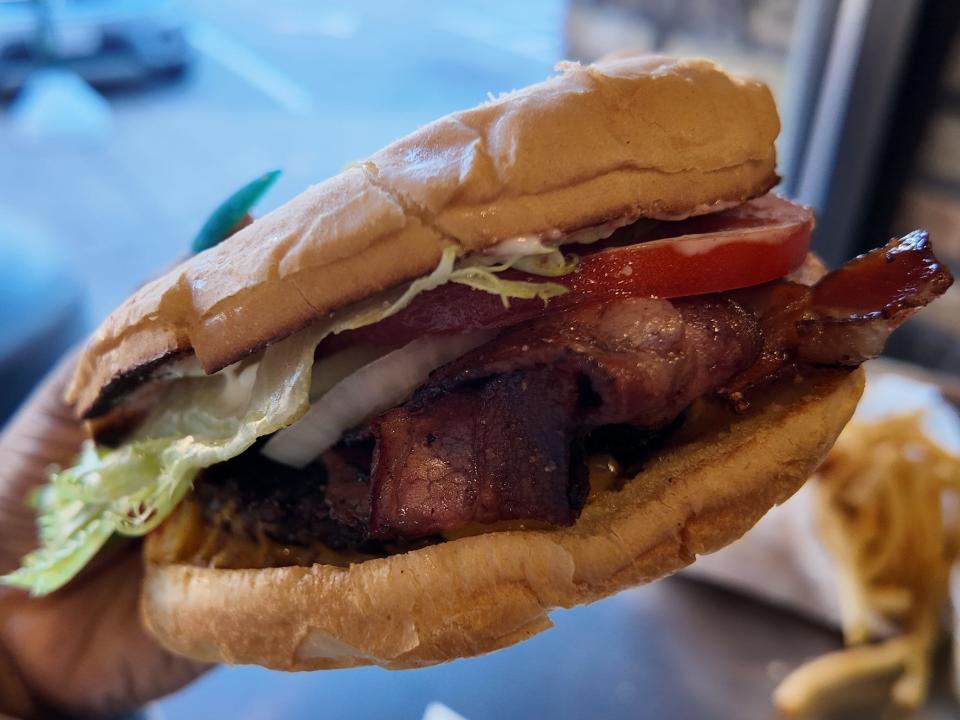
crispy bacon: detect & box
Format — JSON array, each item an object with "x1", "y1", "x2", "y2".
[
  {"x1": 723, "y1": 231, "x2": 953, "y2": 394},
  {"x1": 367, "y1": 297, "x2": 762, "y2": 538},
  {"x1": 432, "y1": 297, "x2": 761, "y2": 428},
  {"x1": 370, "y1": 369, "x2": 585, "y2": 537}
]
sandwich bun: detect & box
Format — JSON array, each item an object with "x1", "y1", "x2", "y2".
[{"x1": 141, "y1": 367, "x2": 864, "y2": 670}]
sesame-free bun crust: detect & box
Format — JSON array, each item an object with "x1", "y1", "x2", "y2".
[
  {"x1": 141, "y1": 367, "x2": 863, "y2": 670},
  {"x1": 68, "y1": 55, "x2": 778, "y2": 418}
]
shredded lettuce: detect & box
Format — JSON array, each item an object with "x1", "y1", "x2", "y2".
[
  {"x1": 451, "y1": 246, "x2": 575, "y2": 307},
  {"x1": 4, "y1": 325, "x2": 321, "y2": 595},
  {"x1": 4, "y1": 244, "x2": 576, "y2": 595}
]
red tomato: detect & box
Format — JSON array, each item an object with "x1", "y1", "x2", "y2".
[
  {"x1": 569, "y1": 193, "x2": 813, "y2": 299},
  {"x1": 321, "y1": 194, "x2": 812, "y2": 352}
]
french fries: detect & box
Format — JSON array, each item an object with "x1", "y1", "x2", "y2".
[{"x1": 774, "y1": 413, "x2": 960, "y2": 716}]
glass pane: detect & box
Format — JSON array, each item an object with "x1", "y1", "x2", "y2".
[{"x1": 887, "y1": 28, "x2": 960, "y2": 373}]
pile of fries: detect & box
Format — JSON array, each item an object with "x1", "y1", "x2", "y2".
[{"x1": 774, "y1": 413, "x2": 960, "y2": 715}]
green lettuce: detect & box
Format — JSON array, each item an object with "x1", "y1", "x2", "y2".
[{"x1": 3, "y1": 245, "x2": 574, "y2": 595}]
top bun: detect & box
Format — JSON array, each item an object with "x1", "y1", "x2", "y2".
[{"x1": 67, "y1": 55, "x2": 779, "y2": 418}]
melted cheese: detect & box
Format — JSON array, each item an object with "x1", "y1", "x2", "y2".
[{"x1": 148, "y1": 499, "x2": 373, "y2": 569}]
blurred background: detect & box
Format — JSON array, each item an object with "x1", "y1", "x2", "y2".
[{"x1": 1, "y1": 1, "x2": 960, "y2": 718}]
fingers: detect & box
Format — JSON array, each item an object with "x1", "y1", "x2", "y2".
[
  {"x1": 1, "y1": 546, "x2": 209, "y2": 716},
  {"x1": 0, "y1": 350, "x2": 86, "y2": 572}
]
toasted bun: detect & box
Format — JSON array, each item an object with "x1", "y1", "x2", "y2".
[
  {"x1": 141, "y1": 366, "x2": 863, "y2": 670},
  {"x1": 68, "y1": 55, "x2": 778, "y2": 418}
]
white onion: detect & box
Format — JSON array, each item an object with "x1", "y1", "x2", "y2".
[{"x1": 261, "y1": 331, "x2": 495, "y2": 467}]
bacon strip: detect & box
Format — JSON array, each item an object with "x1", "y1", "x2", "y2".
[
  {"x1": 723, "y1": 231, "x2": 954, "y2": 393},
  {"x1": 368, "y1": 297, "x2": 761, "y2": 538},
  {"x1": 370, "y1": 369, "x2": 585, "y2": 538},
  {"x1": 432, "y1": 296, "x2": 761, "y2": 428}
]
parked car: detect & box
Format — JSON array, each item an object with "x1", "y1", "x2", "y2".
[{"x1": 0, "y1": 0, "x2": 190, "y2": 95}]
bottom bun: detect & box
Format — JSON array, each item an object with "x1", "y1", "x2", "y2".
[{"x1": 141, "y1": 366, "x2": 865, "y2": 670}]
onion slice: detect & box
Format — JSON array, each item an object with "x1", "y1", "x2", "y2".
[{"x1": 262, "y1": 331, "x2": 496, "y2": 468}]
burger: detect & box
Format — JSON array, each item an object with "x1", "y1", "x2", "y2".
[{"x1": 5, "y1": 55, "x2": 952, "y2": 670}]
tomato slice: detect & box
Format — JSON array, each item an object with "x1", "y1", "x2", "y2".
[
  {"x1": 321, "y1": 193, "x2": 812, "y2": 352},
  {"x1": 569, "y1": 193, "x2": 813, "y2": 299}
]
